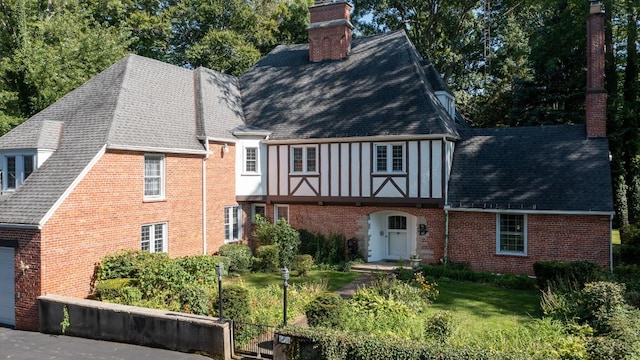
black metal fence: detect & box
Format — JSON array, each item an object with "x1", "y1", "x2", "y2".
[{"x1": 232, "y1": 321, "x2": 276, "y2": 359}]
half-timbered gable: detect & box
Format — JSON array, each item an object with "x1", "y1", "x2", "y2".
[{"x1": 264, "y1": 137, "x2": 455, "y2": 207}]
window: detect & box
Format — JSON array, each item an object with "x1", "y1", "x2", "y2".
[
  {"x1": 291, "y1": 146, "x2": 317, "y2": 173},
  {"x1": 7, "y1": 156, "x2": 16, "y2": 190},
  {"x1": 141, "y1": 223, "x2": 167, "y2": 253},
  {"x1": 144, "y1": 155, "x2": 165, "y2": 199},
  {"x1": 497, "y1": 214, "x2": 526, "y2": 255},
  {"x1": 374, "y1": 144, "x2": 404, "y2": 173},
  {"x1": 2, "y1": 154, "x2": 35, "y2": 191},
  {"x1": 244, "y1": 147, "x2": 258, "y2": 173},
  {"x1": 224, "y1": 206, "x2": 241, "y2": 242},
  {"x1": 275, "y1": 204, "x2": 289, "y2": 222},
  {"x1": 252, "y1": 203, "x2": 266, "y2": 222}
]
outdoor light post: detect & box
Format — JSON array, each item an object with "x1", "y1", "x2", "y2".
[
  {"x1": 216, "y1": 263, "x2": 224, "y2": 323},
  {"x1": 281, "y1": 267, "x2": 290, "y2": 326}
]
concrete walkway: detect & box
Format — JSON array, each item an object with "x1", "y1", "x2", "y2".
[{"x1": 334, "y1": 272, "x2": 375, "y2": 299}]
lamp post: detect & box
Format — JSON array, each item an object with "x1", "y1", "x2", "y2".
[
  {"x1": 281, "y1": 267, "x2": 290, "y2": 326},
  {"x1": 216, "y1": 263, "x2": 224, "y2": 323}
]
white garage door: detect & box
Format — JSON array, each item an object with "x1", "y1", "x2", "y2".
[{"x1": 0, "y1": 247, "x2": 15, "y2": 326}]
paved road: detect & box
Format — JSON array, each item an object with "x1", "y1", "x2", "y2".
[{"x1": 0, "y1": 327, "x2": 207, "y2": 359}]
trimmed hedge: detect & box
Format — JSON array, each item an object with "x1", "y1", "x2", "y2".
[
  {"x1": 533, "y1": 260, "x2": 605, "y2": 289},
  {"x1": 305, "y1": 292, "x2": 344, "y2": 328},
  {"x1": 412, "y1": 266, "x2": 536, "y2": 290}
]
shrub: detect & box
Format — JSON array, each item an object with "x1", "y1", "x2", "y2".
[
  {"x1": 425, "y1": 311, "x2": 454, "y2": 342},
  {"x1": 579, "y1": 281, "x2": 627, "y2": 334},
  {"x1": 256, "y1": 244, "x2": 279, "y2": 272},
  {"x1": 294, "y1": 254, "x2": 314, "y2": 276},
  {"x1": 252, "y1": 215, "x2": 275, "y2": 246},
  {"x1": 95, "y1": 250, "x2": 156, "y2": 280},
  {"x1": 177, "y1": 284, "x2": 211, "y2": 315},
  {"x1": 533, "y1": 260, "x2": 605, "y2": 289},
  {"x1": 221, "y1": 285, "x2": 251, "y2": 321},
  {"x1": 217, "y1": 243, "x2": 254, "y2": 273},
  {"x1": 273, "y1": 218, "x2": 300, "y2": 269},
  {"x1": 95, "y1": 278, "x2": 136, "y2": 301},
  {"x1": 621, "y1": 224, "x2": 640, "y2": 265},
  {"x1": 177, "y1": 255, "x2": 228, "y2": 286},
  {"x1": 138, "y1": 253, "x2": 190, "y2": 298},
  {"x1": 299, "y1": 230, "x2": 347, "y2": 265},
  {"x1": 305, "y1": 292, "x2": 345, "y2": 328}
]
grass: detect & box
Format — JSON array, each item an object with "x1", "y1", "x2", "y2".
[
  {"x1": 227, "y1": 270, "x2": 361, "y2": 292},
  {"x1": 427, "y1": 278, "x2": 542, "y2": 334}
]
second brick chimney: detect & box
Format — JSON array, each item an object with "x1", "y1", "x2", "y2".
[
  {"x1": 308, "y1": 1, "x2": 353, "y2": 62},
  {"x1": 586, "y1": 1, "x2": 607, "y2": 138}
]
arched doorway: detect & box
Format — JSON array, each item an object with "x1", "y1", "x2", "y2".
[{"x1": 368, "y1": 211, "x2": 417, "y2": 261}]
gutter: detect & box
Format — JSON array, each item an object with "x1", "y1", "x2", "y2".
[
  {"x1": 0, "y1": 223, "x2": 41, "y2": 230},
  {"x1": 445, "y1": 207, "x2": 614, "y2": 216}
]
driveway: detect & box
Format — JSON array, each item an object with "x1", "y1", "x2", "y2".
[{"x1": 0, "y1": 326, "x2": 207, "y2": 359}]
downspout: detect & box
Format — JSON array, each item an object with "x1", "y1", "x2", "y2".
[
  {"x1": 610, "y1": 213, "x2": 613, "y2": 273},
  {"x1": 202, "y1": 140, "x2": 210, "y2": 255},
  {"x1": 443, "y1": 207, "x2": 449, "y2": 265}
]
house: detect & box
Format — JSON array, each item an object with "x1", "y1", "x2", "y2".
[{"x1": 0, "y1": 1, "x2": 612, "y2": 330}]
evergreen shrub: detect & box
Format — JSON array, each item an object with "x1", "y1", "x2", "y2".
[
  {"x1": 256, "y1": 244, "x2": 279, "y2": 272},
  {"x1": 305, "y1": 292, "x2": 345, "y2": 328},
  {"x1": 217, "y1": 243, "x2": 254, "y2": 273}
]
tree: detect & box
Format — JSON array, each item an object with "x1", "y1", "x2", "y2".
[{"x1": 0, "y1": 0, "x2": 130, "y2": 133}]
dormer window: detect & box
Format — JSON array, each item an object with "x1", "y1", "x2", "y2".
[{"x1": 2, "y1": 154, "x2": 35, "y2": 191}]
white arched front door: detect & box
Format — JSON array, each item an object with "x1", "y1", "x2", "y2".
[{"x1": 367, "y1": 211, "x2": 416, "y2": 261}]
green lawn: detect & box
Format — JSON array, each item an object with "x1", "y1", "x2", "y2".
[
  {"x1": 427, "y1": 278, "x2": 542, "y2": 335},
  {"x1": 227, "y1": 270, "x2": 361, "y2": 292}
]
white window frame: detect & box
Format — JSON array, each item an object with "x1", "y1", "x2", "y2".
[
  {"x1": 244, "y1": 146, "x2": 259, "y2": 174},
  {"x1": 2, "y1": 153, "x2": 36, "y2": 191},
  {"x1": 275, "y1": 204, "x2": 289, "y2": 223},
  {"x1": 224, "y1": 205, "x2": 241, "y2": 243},
  {"x1": 251, "y1": 203, "x2": 266, "y2": 223},
  {"x1": 374, "y1": 143, "x2": 405, "y2": 173},
  {"x1": 290, "y1": 145, "x2": 318, "y2": 174},
  {"x1": 496, "y1": 213, "x2": 527, "y2": 256},
  {"x1": 144, "y1": 154, "x2": 165, "y2": 200},
  {"x1": 141, "y1": 222, "x2": 168, "y2": 253}
]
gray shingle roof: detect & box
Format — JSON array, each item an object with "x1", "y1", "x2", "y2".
[
  {"x1": 0, "y1": 54, "x2": 242, "y2": 226},
  {"x1": 448, "y1": 125, "x2": 613, "y2": 212},
  {"x1": 195, "y1": 67, "x2": 245, "y2": 140},
  {"x1": 240, "y1": 30, "x2": 459, "y2": 140}
]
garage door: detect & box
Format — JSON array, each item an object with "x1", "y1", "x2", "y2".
[{"x1": 0, "y1": 247, "x2": 15, "y2": 326}]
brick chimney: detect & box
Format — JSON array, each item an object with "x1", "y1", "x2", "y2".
[
  {"x1": 586, "y1": 0, "x2": 607, "y2": 138},
  {"x1": 308, "y1": 1, "x2": 353, "y2": 62}
]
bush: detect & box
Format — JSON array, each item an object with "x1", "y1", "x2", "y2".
[
  {"x1": 621, "y1": 224, "x2": 640, "y2": 264},
  {"x1": 95, "y1": 278, "x2": 137, "y2": 301},
  {"x1": 533, "y1": 260, "x2": 605, "y2": 289},
  {"x1": 425, "y1": 311, "x2": 454, "y2": 342},
  {"x1": 178, "y1": 284, "x2": 211, "y2": 315},
  {"x1": 221, "y1": 285, "x2": 251, "y2": 321},
  {"x1": 305, "y1": 292, "x2": 345, "y2": 328},
  {"x1": 252, "y1": 215, "x2": 275, "y2": 246},
  {"x1": 579, "y1": 281, "x2": 627, "y2": 334},
  {"x1": 138, "y1": 253, "x2": 190, "y2": 298},
  {"x1": 417, "y1": 265, "x2": 536, "y2": 290},
  {"x1": 177, "y1": 255, "x2": 228, "y2": 286},
  {"x1": 299, "y1": 230, "x2": 347, "y2": 265},
  {"x1": 256, "y1": 244, "x2": 279, "y2": 272},
  {"x1": 95, "y1": 250, "x2": 156, "y2": 280},
  {"x1": 217, "y1": 243, "x2": 254, "y2": 273},
  {"x1": 294, "y1": 254, "x2": 314, "y2": 276}
]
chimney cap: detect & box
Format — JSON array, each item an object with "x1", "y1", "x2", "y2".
[{"x1": 589, "y1": 0, "x2": 603, "y2": 14}]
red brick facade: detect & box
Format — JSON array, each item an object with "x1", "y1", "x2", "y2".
[
  {"x1": 4, "y1": 142, "x2": 236, "y2": 330},
  {"x1": 448, "y1": 212, "x2": 611, "y2": 275}
]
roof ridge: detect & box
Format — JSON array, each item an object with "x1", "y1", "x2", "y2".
[{"x1": 105, "y1": 54, "x2": 135, "y2": 147}]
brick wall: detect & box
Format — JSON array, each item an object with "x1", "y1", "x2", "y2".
[
  {"x1": 308, "y1": 2, "x2": 352, "y2": 62},
  {"x1": 206, "y1": 142, "x2": 237, "y2": 253},
  {"x1": 0, "y1": 228, "x2": 41, "y2": 330},
  {"x1": 251, "y1": 204, "x2": 445, "y2": 263},
  {"x1": 37, "y1": 150, "x2": 209, "y2": 325},
  {"x1": 448, "y1": 212, "x2": 611, "y2": 275}
]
